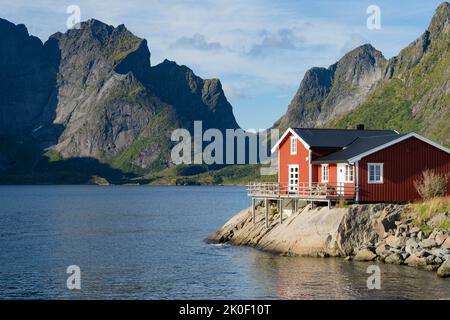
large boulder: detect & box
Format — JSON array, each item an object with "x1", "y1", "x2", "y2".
[
  {"x1": 405, "y1": 255, "x2": 427, "y2": 267},
  {"x1": 385, "y1": 235, "x2": 406, "y2": 249},
  {"x1": 385, "y1": 253, "x2": 403, "y2": 265},
  {"x1": 419, "y1": 238, "x2": 436, "y2": 249},
  {"x1": 441, "y1": 237, "x2": 450, "y2": 250},
  {"x1": 435, "y1": 233, "x2": 448, "y2": 246},
  {"x1": 405, "y1": 238, "x2": 419, "y2": 254},
  {"x1": 437, "y1": 259, "x2": 450, "y2": 278},
  {"x1": 375, "y1": 243, "x2": 390, "y2": 258},
  {"x1": 354, "y1": 248, "x2": 377, "y2": 261}
]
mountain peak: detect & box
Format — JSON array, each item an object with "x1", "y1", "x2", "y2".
[
  {"x1": 82, "y1": 18, "x2": 112, "y2": 30},
  {"x1": 436, "y1": 1, "x2": 450, "y2": 14},
  {"x1": 428, "y1": 1, "x2": 450, "y2": 37},
  {"x1": 51, "y1": 18, "x2": 148, "y2": 67},
  {"x1": 352, "y1": 43, "x2": 376, "y2": 52},
  {"x1": 337, "y1": 43, "x2": 384, "y2": 64},
  {"x1": 274, "y1": 42, "x2": 386, "y2": 130}
]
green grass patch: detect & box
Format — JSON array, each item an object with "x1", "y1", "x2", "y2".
[
  {"x1": 45, "y1": 149, "x2": 63, "y2": 162},
  {"x1": 410, "y1": 197, "x2": 450, "y2": 232}
]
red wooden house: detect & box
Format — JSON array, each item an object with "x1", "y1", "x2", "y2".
[{"x1": 268, "y1": 126, "x2": 450, "y2": 203}]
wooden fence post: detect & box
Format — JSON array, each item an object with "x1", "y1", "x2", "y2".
[
  {"x1": 252, "y1": 198, "x2": 256, "y2": 223},
  {"x1": 279, "y1": 199, "x2": 283, "y2": 224}
]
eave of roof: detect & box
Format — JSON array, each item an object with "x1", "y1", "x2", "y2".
[
  {"x1": 312, "y1": 132, "x2": 450, "y2": 164},
  {"x1": 271, "y1": 127, "x2": 398, "y2": 154},
  {"x1": 312, "y1": 134, "x2": 404, "y2": 163}
]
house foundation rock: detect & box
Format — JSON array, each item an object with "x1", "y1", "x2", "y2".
[{"x1": 209, "y1": 203, "x2": 450, "y2": 276}]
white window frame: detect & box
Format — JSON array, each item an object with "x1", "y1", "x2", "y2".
[
  {"x1": 344, "y1": 164, "x2": 354, "y2": 183},
  {"x1": 290, "y1": 137, "x2": 297, "y2": 155},
  {"x1": 321, "y1": 164, "x2": 329, "y2": 183},
  {"x1": 288, "y1": 164, "x2": 299, "y2": 193},
  {"x1": 368, "y1": 163, "x2": 384, "y2": 184}
]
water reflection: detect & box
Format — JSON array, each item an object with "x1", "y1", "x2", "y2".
[{"x1": 245, "y1": 251, "x2": 450, "y2": 300}]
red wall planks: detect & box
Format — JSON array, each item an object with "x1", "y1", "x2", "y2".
[{"x1": 358, "y1": 137, "x2": 450, "y2": 202}]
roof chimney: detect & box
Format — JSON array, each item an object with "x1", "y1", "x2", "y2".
[{"x1": 356, "y1": 124, "x2": 365, "y2": 130}]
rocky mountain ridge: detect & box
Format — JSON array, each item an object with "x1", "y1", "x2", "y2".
[
  {"x1": 275, "y1": 2, "x2": 450, "y2": 146},
  {"x1": 0, "y1": 18, "x2": 239, "y2": 182}
]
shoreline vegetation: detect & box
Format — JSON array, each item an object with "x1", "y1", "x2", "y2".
[
  {"x1": 0, "y1": 163, "x2": 276, "y2": 186},
  {"x1": 208, "y1": 197, "x2": 450, "y2": 278}
]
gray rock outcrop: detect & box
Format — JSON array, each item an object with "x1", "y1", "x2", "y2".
[{"x1": 209, "y1": 202, "x2": 450, "y2": 277}]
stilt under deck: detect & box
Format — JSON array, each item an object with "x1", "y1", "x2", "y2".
[{"x1": 247, "y1": 182, "x2": 356, "y2": 226}]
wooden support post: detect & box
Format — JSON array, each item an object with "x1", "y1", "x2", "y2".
[
  {"x1": 252, "y1": 198, "x2": 256, "y2": 224},
  {"x1": 265, "y1": 198, "x2": 269, "y2": 228},
  {"x1": 280, "y1": 199, "x2": 283, "y2": 224}
]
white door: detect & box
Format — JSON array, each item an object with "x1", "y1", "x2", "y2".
[
  {"x1": 288, "y1": 165, "x2": 299, "y2": 193},
  {"x1": 337, "y1": 163, "x2": 346, "y2": 195}
]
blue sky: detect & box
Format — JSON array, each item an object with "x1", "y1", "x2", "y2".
[{"x1": 0, "y1": 0, "x2": 444, "y2": 129}]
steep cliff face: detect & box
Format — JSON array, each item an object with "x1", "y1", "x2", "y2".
[
  {"x1": 274, "y1": 44, "x2": 386, "y2": 130},
  {"x1": 147, "y1": 59, "x2": 239, "y2": 131},
  {"x1": 0, "y1": 18, "x2": 239, "y2": 179},
  {"x1": 331, "y1": 2, "x2": 450, "y2": 146},
  {"x1": 0, "y1": 18, "x2": 58, "y2": 136},
  {"x1": 46, "y1": 20, "x2": 169, "y2": 166}
]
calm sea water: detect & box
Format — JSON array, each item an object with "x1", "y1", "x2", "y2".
[{"x1": 0, "y1": 185, "x2": 448, "y2": 300}]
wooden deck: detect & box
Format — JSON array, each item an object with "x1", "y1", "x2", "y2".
[
  {"x1": 246, "y1": 182, "x2": 356, "y2": 201},
  {"x1": 247, "y1": 182, "x2": 357, "y2": 228}
]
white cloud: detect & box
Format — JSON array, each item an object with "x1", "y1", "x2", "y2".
[{"x1": 170, "y1": 33, "x2": 223, "y2": 51}]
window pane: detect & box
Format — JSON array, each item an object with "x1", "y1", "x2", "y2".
[
  {"x1": 291, "y1": 138, "x2": 297, "y2": 153},
  {"x1": 369, "y1": 164, "x2": 383, "y2": 182}
]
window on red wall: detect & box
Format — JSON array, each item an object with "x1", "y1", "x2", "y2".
[
  {"x1": 345, "y1": 164, "x2": 354, "y2": 182},
  {"x1": 368, "y1": 163, "x2": 383, "y2": 184},
  {"x1": 321, "y1": 164, "x2": 329, "y2": 182},
  {"x1": 290, "y1": 137, "x2": 297, "y2": 155}
]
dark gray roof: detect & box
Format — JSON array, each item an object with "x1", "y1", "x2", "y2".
[
  {"x1": 312, "y1": 134, "x2": 405, "y2": 163},
  {"x1": 293, "y1": 128, "x2": 399, "y2": 148}
]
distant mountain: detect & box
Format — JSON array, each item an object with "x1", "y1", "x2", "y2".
[
  {"x1": 0, "y1": 18, "x2": 58, "y2": 136},
  {"x1": 0, "y1": 18, "x2": 239, "y2": 182},
  {"x1": 275, "y1": 2, "x2": 450, "y2": 147},
  {"x1": 274, "y1": 44, "x2": 386, "y2": 130}
]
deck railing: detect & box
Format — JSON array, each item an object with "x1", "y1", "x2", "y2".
[{"x1": 246, "y1": 182, "x2": 357, "y2": 199}]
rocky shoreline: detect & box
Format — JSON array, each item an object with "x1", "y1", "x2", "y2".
[{"x1": 208, "y1": 202, "x2": 450, "y2": 278}]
